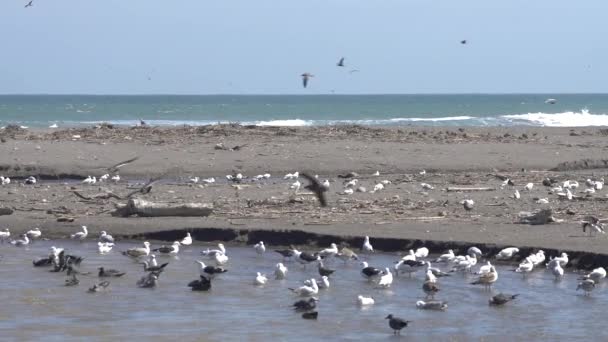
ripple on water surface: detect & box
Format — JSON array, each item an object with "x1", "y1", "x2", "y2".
[{"x1": 0, "y1": 240, "x2": 606, "y2": 341}]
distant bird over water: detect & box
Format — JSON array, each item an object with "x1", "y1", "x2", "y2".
[
  {"x1": 301, "y1": 73, "x2": 314, "y2": 88},
  {"x1": 25, "y1": 1, "x2": 33, "y2": 8},
  {"x1": 337, "y1": 57, "x2": 345, "y2": 67}
]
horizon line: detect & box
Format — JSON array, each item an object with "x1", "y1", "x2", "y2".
[{"x1": 0, "y1": 92, "x2": 607, "y2": 96}]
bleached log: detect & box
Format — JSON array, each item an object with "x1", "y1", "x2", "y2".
[
  {"x1": 447, "y1": 187, "x2": 495, "y2": 192},
  {"x1": 112, "y1": 198, "x2": 213, "y2": 217}
]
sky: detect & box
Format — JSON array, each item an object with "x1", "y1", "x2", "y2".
[{"x1": 1, "y1": 0, "x2": 606, "y2": 94}]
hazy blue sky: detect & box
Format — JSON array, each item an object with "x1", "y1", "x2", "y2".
[{"x1": 1, "y1": 0, "x2": 606, "y2": 94}]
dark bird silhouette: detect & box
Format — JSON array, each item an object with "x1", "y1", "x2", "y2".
[
  {"x1": 318, "y1": 261, "x2": 335, "y2": 277},
  {"x1": 188, "y1": 275, "x2": 211, "y2": 291},
  {"x1": 88, "y1": 281, "x2": 110, "y2": 293},
  {"x1": 141, "y1": 261, "x2": 169, "y2": 273},
  {"x1": 337, "y1": 57, "x2": 345, "y2": 67},
  {"x1": 140, "y1": 119, "x2": 147, "y2": 126},
  {"x1": 293, "y1": 297, "x2": 318, "y2": 312},
  {"x1": 385, "y1": 314, "x2": 410, "y2": 335},
  {"x1": 489, "y1": 293, "x2": 519, "y2": 306},
  {"x1": 98, "y1": 267, "x2": 126, "y2": 277},
  {"x1": 302, "y1": 311, "x2": 318, "y2": 320},
  {"x1": 25, "y1": 1, "x2": 33, "y2": 8},
  {"x1": 460, "y1": 40, "x2": 467, "y2": 45},
  {"x1": 275, "y1": 249, "x2": 295, "y2": 259},
  {"x1": 301, "y1": 73, "x2": 314, "y2": 88},
  {"x1": 301, "y1": 172, "x2": 327, "y2": 207},
  {"x1": 107, "y1": 156, "x2": 139, "y2": 173}
]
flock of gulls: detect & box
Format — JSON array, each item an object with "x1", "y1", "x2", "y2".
[{"x1": 1, "y1": 224, "x2": 605, "y2": 335}]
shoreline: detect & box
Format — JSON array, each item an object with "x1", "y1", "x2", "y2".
[{"x1": 1, "y1": 124, "x2": 608, "y2": 265}]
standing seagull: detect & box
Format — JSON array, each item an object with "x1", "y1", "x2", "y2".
[
  {"x1": 153, "y1": 241, "x2": 181, "y2": 255},
  {"x1": 99, "y1": 231, "x2": 114, "y2": 244},
  {"x1": 71, "y1": 226, "x2": 88, "y2": 241},
  {"x1": 301, "y1": 73, "x2": 314, "y2": 88},
  {"x1": 180, "y1": 232, "x2": 193, "y2": 246},
  {"x1": 362, "y1": 236, "x2": 374, "y2": 253},
  {"x1": 254, "y1": 241, "x2": 266, "y2": 255},
  {"x1": 25, "y1": 1, "x2": 33, "y2": 8},
  {"x1": 385, "y1": 315, "x2": 410, "y2": 335},
  {"x1": 337, "y1": 57, "x2": 345, "y2": 67}
]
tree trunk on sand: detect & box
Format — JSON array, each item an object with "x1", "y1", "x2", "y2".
[{"x1": 112, "y1": 198, "x2": 213, "y2": 217}]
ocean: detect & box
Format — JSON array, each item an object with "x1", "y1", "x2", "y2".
[{"x1": 1, "y1": 94, "x2": 608, "y2": 128}]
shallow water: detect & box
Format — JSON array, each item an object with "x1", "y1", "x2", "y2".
[{"x1": 0, "y1": 240, "x2": 605, "y2": 341}]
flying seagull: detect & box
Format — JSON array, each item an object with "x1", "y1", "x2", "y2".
[
  {"x1": 107, "y1": 156, "x2": 139, "y2": 173},
  {"x1": 301, "y1": 73, "x2": 314, "y2": 88},
  {"x1": 337, "y1": 57, "x2": 345, "y2": 67},
  {"x1": 25, "y1": 1, "x2": 33, "y2": 8},
  {"x1": 460, "y1": 40, "x2": 467, "y2": 45},
  {"x1": 301, "y1": 172, "x2": 328, "y2": 207}
]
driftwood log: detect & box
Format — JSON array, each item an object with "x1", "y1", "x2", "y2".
[
  {"x1": 518, "y1": 209, "x2": 562, "y2": 225},
  {"x1": 447, "y1": 187, "x2": 495, "y2": 192},
  {"x1": 0, "y1": 207, "x2": 14, "y2": 216},
  {"x1": 112, "y1": 198, "x2": 213, "y2": 217}
]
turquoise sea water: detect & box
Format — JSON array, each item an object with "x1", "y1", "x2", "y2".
[{"x1": 1, "y1": 94, "x2": 608, "y2": 127}]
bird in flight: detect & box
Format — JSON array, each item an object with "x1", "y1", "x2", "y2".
[
  {"x1": 301, "y1": 173, "x2": 328, "y2": 207},
  {"x1": 337, "y1": 57, "x2": 345, "y2": 67},
  {"x1": 25, "y1": 1, "x2": 33, "y2": 8},
  {"x1": 460, "y1": 40, "x2": 467, "y2": 45},
  {"x1": 301, "y1": 73, "x2": 314, "y2": 88}
]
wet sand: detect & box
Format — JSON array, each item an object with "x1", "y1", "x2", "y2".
[{"x1": 1, "y1": 124, "x2": 608, "y2": 256}]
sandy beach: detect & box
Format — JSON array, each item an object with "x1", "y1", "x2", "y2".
[{"x1": 1, "y1": 124, "x2": 608, "y2": 256}]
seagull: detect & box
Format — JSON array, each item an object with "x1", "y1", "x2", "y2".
[
  {"x1": 489, "y1": 293, "x2": 519, "y2": 306},
  {"x1": 301, "y1": 73, "x2": 314, "y2": 88},
  {"x1": 416, "y1": 300, "x2": 448, "y2": 311},
  {"x1": 301, "y1": 172, "x2": 328, "y2": 207},
  {"x1": 415, "y1": 247, "x2": 429, "y2": 258},
  {"x1": 395, "y1": 259, "x2": 426, "y2": 277},
  {"x1": 26, "y1": 228, "x2": 41, "y2": 240},
  {"x1": 148, "y1": 254, "x2": 158, "y2": 267},
  {"x1": 213, "y1": 252, "x2": 229, "y2": 266},
  {"x1": 289, "y1": 279, "x2": 319, "y2": 296},
  {"x1": 111, "y1": 174, "x2": 121, "y2": 183},
  {"x1": 577, "y1": 279, "x2": 595, "y2": 296},
  {"x1": 476, "y1": 261, "x2": 493, "y2": 275},
  {"x1": 467, "y1": 246, "x2": 483, "y2": 258},
  {"x1": 201, "y1": 243, "x2": 227, "y2": 258},
  {"x1": 97, "y1": 242, "x2": 113, "y2": 254},
  {"x1": 582, "y1": 216, "x2": 605, "y2": 236},
  {"x1": 188, "y1": 275, "x2": 211, "y2": 291},
  {"x1": 362, "y1": 236, "x2": 374, "y2": 253},
  {"x1": 254, "y1": 241, "x2": 266, "y2": 255},
  {"x1": 70, "y1": 226, "x2": 88, "y2": 241},
  {"x1": 0, "y1": 176, "x2": 10, "y2": 185},
  {"x1": 401, "y1": 249, "x2": 416, "y2": 261},
  {"x1": 274, "y1": 263, "x2": 288, "y2": 279},
  {"x1": 10, "y1": 234, "x2": 30, "y2": 247},
  {"x1": 82, "y1": 176, "x2": 96, "y2": 185},
  {"x1": 122, "y1": 241, "x2": 151, "y2": 257},
  {"x1": 422, "y1": 280, "x2": 440, "y2": 299},
  {"x1": 137, "y1": 273, "x2": 158, "y2": 288},
  {"x1": 460, "y1": 39, "x2": 467, "y2": 44},
  {"x1": 512, "y1": 190, "x2": 521, "y2": 200},
  {"x1": 550, "y1": 262, "x2": 564, "y2": 280},
  {"x1": 141, "y1": 260, "x2": 169, "y2": 273},
  {"x1": 546, "y1": 252, "x2": 568, "y2": 268},
  {"x1": 321, "y1": 179, "x2": 330, "y2": 189},
  {"x1": 421, "y1": 183, "x2": 434, "y2": 190},
  {"x1": 435, "y1": 250, "x2": 455, "y2": 263},
  {"x1": 337, "y1": 57, "x2": 345, "y2": 67},
  {"x1": 524, "y1": 183, "x2": 534, "y2": 191},
  {"x1": 530, "y1": 250, "x2": 545, "y2": 266},
  {"x1": 357, "y1": 295, "x2": 375, "y2": 306},
  {"x1": 318, "y1": 243, "x2": 339, "y2": 258},
  {"x1": 284, "y1": 172, "x2": 299, "y2": 180},
  {"x1": 337, "y1": 247, "x2": 359, "y2": 263},
  {"x1": 496, "y1": 247, "x2": 519, "y2": 260},
  {"x1": 377, "y1": 268, "x2": 393, "y2": 288},
  {"x1": 99, "y1": 231, "x2": 114, "y2": 244},
  {"x1": 25, "y1": 1, "x2": 33, "y2": 8},
  {"x1": 25, "y1": 176, "x2": 36, "y2": 185},
  {"x1": 372, "y1": 183, "x2": 384, "y2": 192},
  {"x1": 514, "y1": 257, "x2": 534, "y2": 277},
  {"x1": 293, "y1": 297, "x2": 318, "y2": 311},
  {"x1": 462, "y1": 199, "x2": 474, "y2": 211},
  {"x1": 294, "y1": 249, "x2": 320, "y2": 267},
  {"x1": 274, "y1": 248, "x2": 296, "y2": 261},
  {"x1": 180, "y1": 232, "x2": 193, "y2": 246},
  {"x1": 202, "y1": 177, "x2": 215, "y2": 184},
  {"x1": 305, "y1": 276, "x2": 330, "y2": 289},
  {"x1": 290, "y1": 180, "x2": 301, "y2": 192},
  {"x1": 471, "y1": 266, "x2": 498, "y2": 290},
  {"x1": 195, "y1": 260, "x2": 227, "y2": 279},
  {"x1": 152, "y1": 241, "x2": 180, "y2": 255},
  {"x1": 88, "y1": 280, "x2": 110, "y2": 293},
  {"x1": 385, "y1": 314, "x2": 410, "y2": 335},
  {"x1": 317, "y1": 260, "x2": 335, "y2": 277},
  {"x1": 580, "y1": 267, "x2": 606, "y2": 283},
  {"x1": 451, "y1": 255, "x2": 477, "y2": 273},
  {"x1": 99, "y1": 174, "x2": 110, "y2": 182},
  {"x1": 360, "y1": 261, "x2": 383, "y2": 280},
  {"x1": 98, "y1": 267, "x2": 126, "y2": 277},
  {"x1": 544, "y1": 98, "x2": 557, "y2": 104},
  {"x1": 189, "y1": 177, "x2": 200, "y2": 184},
  {"x1": 423, "y1": 262, "x2": 449, "y2": 278}
]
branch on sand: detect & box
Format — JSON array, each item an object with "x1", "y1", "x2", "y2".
[
  {"x1": 111, "y1": 198, "x2": 213, "y2": 217},
  {"x1": 0, "y1": 207, "x2": 14, "y2": 216}
]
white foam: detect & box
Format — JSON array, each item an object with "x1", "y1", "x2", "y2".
[
  {"x1": 390, "y1": 116, "x2": 475, "y2": 122},
  {"x1": 502, "y1": 109, "x2": 608, "y2": 127},
  {"x1": 255, "y1": 119, "x2": 311, "y2": 127}
]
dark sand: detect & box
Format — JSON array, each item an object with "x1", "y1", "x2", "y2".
[{"x1": 1, "y1": 124, "x2": 608, "y2": 255}]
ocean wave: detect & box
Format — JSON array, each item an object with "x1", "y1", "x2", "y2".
[
  {"x1": 255, "y1": 119, "x2": 311, "y2": 126},
  {"x1": 501, "y1": 109, "x2": 608, "y2": 127}
]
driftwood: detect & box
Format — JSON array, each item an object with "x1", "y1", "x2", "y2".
[
  {"x1": 518, "y1": 209, "x2": 562, "y2": 225},
  {"x1": 112, "y1": 198, "x2": 213, "y2": 217},
  {"x1": 0, "y1": 207, "x2": 14, "y2": 216},
  {"x1": 72, "y1": 191, "x2": 122, "y2": 200},
  {"x1": 447, "y1": 187, "x2": 495, "y2": 192}
]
